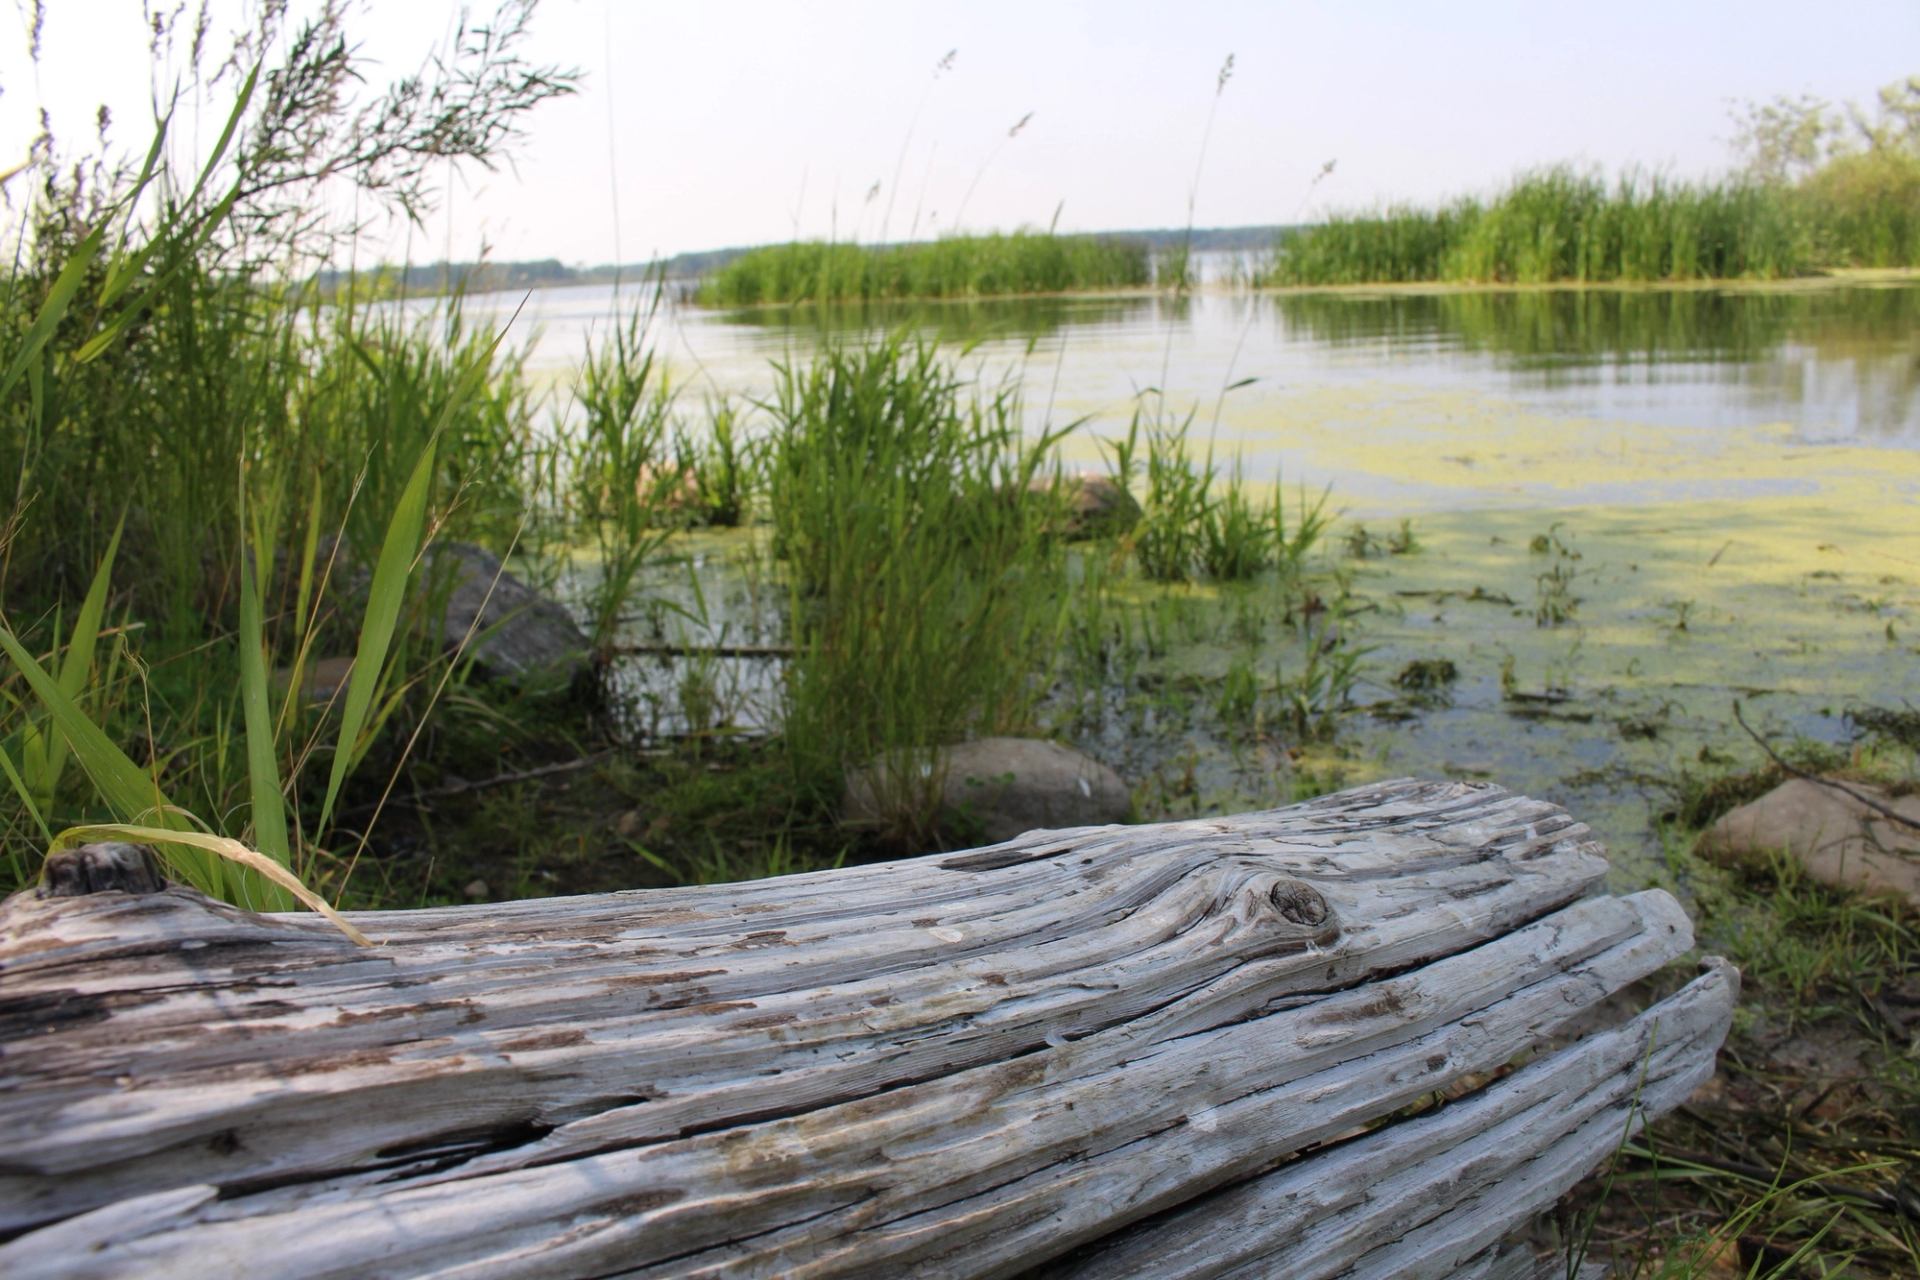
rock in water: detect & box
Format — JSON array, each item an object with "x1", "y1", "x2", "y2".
[
  {"x1": 1029, "y1": 473, "x2": 1141, "y2": 540},
  {"x1": 845, "y1": 737, "x2": 1131, "y2": 845},
  {"x1": 1698, "y1": 777, "x2": 1920, "y2": 909},
  {"x1": 428, "y1": 543, "x2": 594, "y2": 695}
]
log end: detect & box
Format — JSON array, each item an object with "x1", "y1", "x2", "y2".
[{"x1": 39, "y1": 843, "x2": 167, "y2": 898}]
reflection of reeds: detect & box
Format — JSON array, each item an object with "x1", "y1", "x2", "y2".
[
  {"x1": 1269, "y1": 280, "x2": 1920, "y2": 388},
  {"x1": 697, "y1": 232, "x2": 1151, "y2": 306}
]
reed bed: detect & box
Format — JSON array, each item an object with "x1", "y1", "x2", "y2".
[
  {"x1": 696, "y1": 231, "x2": 1151, "y2": 306},
  {"x1": 1265, "y1": 158, "x2": 1920, "y2": 287}
]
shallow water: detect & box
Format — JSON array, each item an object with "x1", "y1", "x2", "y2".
[{"x1": 467, "y1": 275, "x2": 1919, "y2": 878}]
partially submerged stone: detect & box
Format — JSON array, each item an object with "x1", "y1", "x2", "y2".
[
  {"x1": 634, "y1": 462, "x2": 703, "y2": 515},
  {"x1": 302, "y1": 538, "x2": 594, "y2": 697},
  {"x1": 845, "y1": 736, "x2": 1131, "y2": 845},
  {"x1": 1029, "y1": 472, "x2": 1141, "y2": 540},
  {"x1": 1697, "y1": 777, "x2": 1920, "y2": 909}
]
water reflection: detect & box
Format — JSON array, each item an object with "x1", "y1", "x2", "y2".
[
  {"x1": 709, "y1": 293, "x2": 1163, "y2": 343},
  {"x1": 1266, "y1": 285, "x2": 1920, "y2": 440}
]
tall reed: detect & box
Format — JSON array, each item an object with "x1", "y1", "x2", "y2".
[{"x1": 1264, "y1": 167, "x2": 1821, "y2": 285}]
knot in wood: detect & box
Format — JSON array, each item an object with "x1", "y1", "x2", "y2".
[
  {"x1": 40, "y1": 843, "x2": 167, "y2": 897},
  {"x1": 1267, "y1": 879, "x2": 1329, "y2": 927}
]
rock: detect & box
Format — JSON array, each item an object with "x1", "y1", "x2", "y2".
[
  {"x1": 462, "y1": 879, "x2": 490, "y2": 901},
  {"x1": 426, "y1": 543, "x2": 595, "y2": 695},
  {"x1": 614, "y1": 809, "x2": 645, "y2": 840},
  {"x1": 844, "y1": 737, "x2": 1130, "y2": 845},
  {"x1": 635, "y1": 463, "x2": 703, "y2": 515},
  {"x1": 1028, "y1": 473, "x2": 1141, "y2": 540},
  {"x1": 272, "y1": 655, "x2": 356, "y2": 705},
  {"x1": 1697, "y1": 777, "x2": 1920, "y2": 909}
]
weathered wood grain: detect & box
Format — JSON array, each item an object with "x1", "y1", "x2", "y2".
[
  {"x1": 1052, "y1": 960, "x2": 1737, "y2": 1279},
  {"x1": 0, "y1": 778, "x2": 1734, "y2": 1278}
]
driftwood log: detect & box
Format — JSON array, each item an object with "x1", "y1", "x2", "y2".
[{"x1": 0, "y1": 778, "x2": 1734, "y2": 1278}]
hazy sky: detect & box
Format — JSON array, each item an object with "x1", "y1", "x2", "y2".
[{"x1": 4, "y1": 1, "x2": 1918, "y2": 264}]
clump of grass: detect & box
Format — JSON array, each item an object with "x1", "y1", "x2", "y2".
[
  {"x1": 671, "y1": 395, "x2": 761, "y2": 528},
  {"x1": 1394, "y1": 657, "x2": 1458, "y2": 692},
  {"x1": 1345, "y1": 518, "x2": 1420, "y2": 559},
  {"x1": 697, "y1": 231, "x2": 1151, "y2": 306},
  {"x1": 0, "y1": 5, "x2": 580, "y2": 912},
  {"x1": 1850, "y1": 703, "x2": 1920, "y2": 752},
  {"x1": 1122, "y1": 410, "x2": 1213, "y2": 583},
  {"x1": 768, "y1": 336, "x2": 1071, "y2": 847},
  {"x1": 1278, "y1": 602, "x2": 1370, "y2": 740},
  {"x1": 564, "y1": 303, "x2": 679, "y2": 651},
  {"x1": 1106, "y1": 409, "x2": 1328, "y2": 587}
]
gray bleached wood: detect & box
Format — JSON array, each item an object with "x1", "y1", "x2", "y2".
[{"x1": 0, "y1": 778, "x2": 1735, "y2": 1279}]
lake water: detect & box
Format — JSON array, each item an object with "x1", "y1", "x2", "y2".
[
  {"x1": 463, "y1": 274, "x2": 1920, "y2": 516},
  {"x1": 454, "y1": 274, "x2": 1919, "y2": 876}
]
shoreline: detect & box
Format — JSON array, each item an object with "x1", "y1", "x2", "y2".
[{"x1": 325, "y1": 265, "x2": 1920, "y2": 311}]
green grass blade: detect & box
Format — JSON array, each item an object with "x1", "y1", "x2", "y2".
[
  {"x1": 76, "y1": 180, "x2": 245, "y2": 365},
  {"x1": 39, "y1": 517, "x2": 125, "y2": 805},
  {"x1": 97, "y1": 65, "x2": 257, "y2": 311},
  {"x1": 0, "y1": 739, "x2": 53, "y2": 845},
  {"x1": 0, "y1": 222, "x2": 104, "y2": 404},
  {"x1": 97, "y1": 113, "x2": 171, "y2": 300},
  {"x1": 181, "y1": 63, "x2": 260, "y2": 213},
  {"x1": 314, "y1": 303, "x2": 523, "y2": 834},
  {"x1": 0, "y1": 624, "x2": 226, "y2": 894},
  {"x1": 237, "y1": 486, "x2": 295, "y2": 909},
  {"x1": 315, "y1": 436, "x2": 437, "y2": 834}
]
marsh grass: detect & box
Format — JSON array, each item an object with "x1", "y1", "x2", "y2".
[
  {"x1": 1108, "y1": 407, "x2": 1330, "y2": 589},
  {"x1": 1265, "y1": 167, "x2": 1826, "y2": 286},
  {"x1": 697, "y1": 231, "x2": 1151, "y2": 306},
  {"x1": 768, "y1": 336, "x2": 1075, "y2": 846},
  {"x1": 565, "y1": 299, "x2": 679, "y2": 651}
]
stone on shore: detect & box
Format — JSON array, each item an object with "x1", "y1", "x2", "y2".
[
  {"x1": 844, "y1": 737, "x2": 1131, "y2": 845},
  {"x1": 1697, "y1": 777, "x2": 1920, "y2": 909},
  {"x1": 427, "y1": 542, "x2": 595, "y2": 695}
]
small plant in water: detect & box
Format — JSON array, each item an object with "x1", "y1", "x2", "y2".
[
  {"x1": 1394, "y1": 657, "x2": 1458, "y2": 693},
  {"x1": 1531, "y1": 522, "x2": 1582, "y2": 626},
  {"x1": 1216, "y1": 653, "x2": 1261, "y2": 729},
  {"x1": 1345, "y1": 518, "x2": 1419, "y2": 559}
]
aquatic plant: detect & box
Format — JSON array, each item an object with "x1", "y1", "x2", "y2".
[
  {"x1": 696, "y1": 231, "x2": 1151, "y2": 306},
  {"x1": 565, "y1": 301, "x2": 679, "y2": 651},
  {"x1": 1531, "y1": 522, "x2": 1583, "y2": 627},
  {"x1": 1264, "y1": 167, "x2": 1822, "y2": 285}
]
